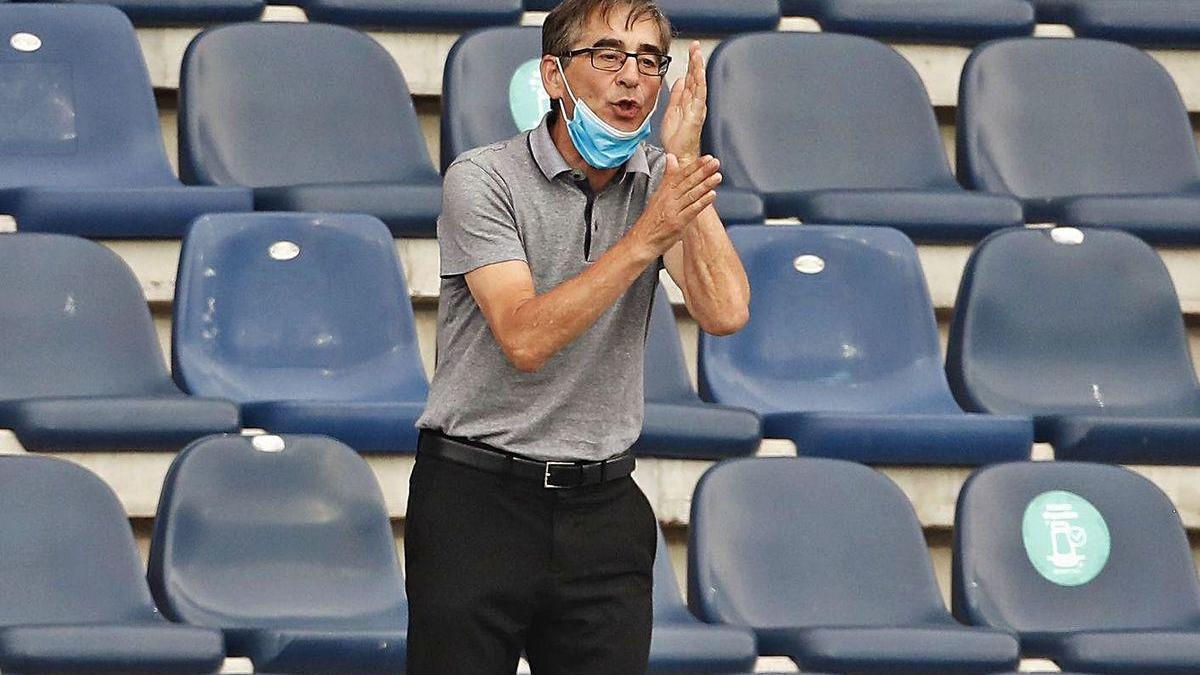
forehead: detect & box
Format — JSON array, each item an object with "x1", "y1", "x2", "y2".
[{"x1": 578, "y1": 5, "x2": 665, "y2": 50}]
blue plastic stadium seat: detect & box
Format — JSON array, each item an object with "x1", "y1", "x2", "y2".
[
  {"x1": 0, "y1": 234, "x2": 240, "y2": 451},
  {"x1": 958, "y1": 38, "x2": 1200, "y2": 243},
  {"x1": 173, "y1": 213, "x2": 428, "y2": 453},
  {"x1": 954, "y1": 461, "x2": 1200, "y2": 673},
  {"x1": 1035, "y1": 0, "x2": 1200, "y2": 46},
  {"x1": 299, "y1": 0, "x2": 521, "y2": 29},
  {"x1": 630, "y1": 285, "x2": 761, "y2": 459},
  {"x1": 148, "y1": 434, "x2": 408, "y2": 674},
  {"x1": 650, "y1": 524, "x2": 758, "y2": 673},
  {"x1": 700, "y1": 226, "x2": 1032, "y2": 465},
  {"x1": 705, "y1": 33, "x2": 1023, "y2": 240},
  {"x1": 780, "y1": 0, "x2": 1035, "y2": 42},
  {"x1": 690, "y1": 457, "x2": 1021, "y2": 673},
  {"x1": 442, "y1": 27, "x2": 764, "y2": 224},
  {"x1": 0, "y1": 456, "x2": 226, "y2": 674},
  {"x1": 179, "y1": 22, "x2": 441, "y2": 237},
  {"x1": 523, "y1": 0, "x2": 780, "y2": 34},
  {"x1": 948, "y1": 226, "x2": 1200, "y2": 464},
  {"x1": 26, "y1": 0, "x2": 264, "y2": 26},
  {"x1": 0, "y1": 5, "x2": 252, "y2": 237}
]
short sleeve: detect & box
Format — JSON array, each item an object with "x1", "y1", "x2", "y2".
[{"x1": 437, "y1": 158, "x2": 528, "y2": 278}]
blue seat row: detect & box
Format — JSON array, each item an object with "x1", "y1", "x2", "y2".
[
  {"x1": 0, "y1": 435, "x2": 759, "y2": 673},
  {"x1": 9, "y1": 217, "x2": 1200, "y2": 466},
  {"x1": 692, "y1": 455, "x2": 1197, "y2": 673},
  {"x1": 6, "y1": 6, "x2": 1200, "y2": 241},
  {"x1": 26, "y1": 0, "x2": 1200, "y2": 47}
]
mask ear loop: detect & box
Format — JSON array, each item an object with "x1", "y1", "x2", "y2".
[{"x1": 555, "y1": 57, "x2": 579, "y2": 123}]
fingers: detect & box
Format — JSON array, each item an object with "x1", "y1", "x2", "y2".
[
  {"x1": 672, "y1": 155, "x2": 720, "y2": 193},
  {"x1": 668, "y1": 76, "x2": 686, "y2": 111},
  {"x1": 679, "y1": 187, "x2": 718, "y2": 222},
  {"x1": 683, "y1": 170, "x2": 722, "y2": 206}
]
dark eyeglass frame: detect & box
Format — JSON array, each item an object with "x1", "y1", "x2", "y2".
[{"x1": 560, "y1": 47, "x2": 672, "y2": 77}]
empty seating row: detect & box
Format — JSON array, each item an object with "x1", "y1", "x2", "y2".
[
  {"x1": 0, "y1": 435, "x2": 759, "y2": 674},
  {"x1": 8, "y1": 6, "x2": 1200, "y2": 243},
  {"x1": 693, "y1": 455, "x2": 1197, "y2": 673},
  {"x1": 6, "y1": 217, "x2": 1200, "y2": 465},
  {"x1": 25, "y1": 0, "x2": 1200, "y2": 48},
  {"x1": 17, "y1": 433, "x2": 1181, "y2": 673}
]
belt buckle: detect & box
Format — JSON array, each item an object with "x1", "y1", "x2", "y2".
[{"x1": 544, "y1": 461, "x2": 575, "y2": 489}]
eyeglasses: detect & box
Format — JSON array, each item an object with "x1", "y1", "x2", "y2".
[{"x1": 561, "y1": 47, "x2": 672, "y2": 77}]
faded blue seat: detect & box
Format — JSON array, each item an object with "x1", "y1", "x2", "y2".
[
  {"x1": 522, "y1": 0, "x2": 780, "y2": 34},
  {"x1": 0, "y1": 455, "x2": 225, "y2": 674},
  {"x1": 0, "y1": 233, "x2": 239, "y2": 451},
  {"x1": 958, "y1": 37, "x2": 1200, "y2": 243},
  {"x1": 298, "y1": 0, "x2": 521, "y2": 29},
  {"x1": 1035, "y1": 0, "x2": 1200, "y2": 46},
  {"x1": 179, "y1": 22, "x2": 441, "y2": 237},
  {"x1": 954, "y1": 461, "x2": 1200, "y2": 673},
  {"x1": 947, "y1": 226, "x2": 1200, "y2": 464},
  {"x1": 26, "y1": 0, "x2": 264, "y2": 25},
  {"x1": 690, "y1": 457, "x2": 1021, "y2": 674},
  {"x1": 700, "y1": 225, "x2": 1032, "y2": 465},
  {"x1": 705, "y1": 32, "x2": 1023, "y2": 241},
  {"x1": 0, "y1": 5, "x2": 252, "y2": 237},
  {"x1": 173, "y1": 213, "x2": 428, "y2": 453},
  {"x1": 442, "y1": 27, "x2": 763, "y2": 223},
  {"x1": 631, "y1": 285, "x2": 760, "y2": 459},
  {"x1": 149, "y1": 434, "x2": 408, "y2": 674},
  {"x1": 650, "y1": 523, "x2": 758, "y2": 673},
  {"x1": 780, "y1": 0, "x2": 1035, "y2": 42}
]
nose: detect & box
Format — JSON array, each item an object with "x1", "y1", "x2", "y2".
[{"x1": 616, "y1": 54, "x2": 640, "y2": 88}]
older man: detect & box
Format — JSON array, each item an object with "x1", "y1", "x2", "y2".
[{"x1": 408, "y1": 1, "x2": 750, "y2": 672}]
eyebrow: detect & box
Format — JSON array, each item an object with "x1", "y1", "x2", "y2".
[{"x1": 589, "y1": 36, "x2": 665, "y2": 55}]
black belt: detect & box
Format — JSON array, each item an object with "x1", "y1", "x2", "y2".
[{"x1": 418, "y1": 431, "x2": 636, "y2": 489}]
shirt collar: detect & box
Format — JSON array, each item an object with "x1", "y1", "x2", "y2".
[{"x1": 529, "y1": 112, "x2": 651, "y2": 183}]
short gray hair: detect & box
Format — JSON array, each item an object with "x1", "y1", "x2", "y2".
[{"x1": 542, "y1": 0, "x2": 672, "y2": 59}]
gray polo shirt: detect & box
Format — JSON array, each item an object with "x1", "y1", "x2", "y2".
[{"x1": 416, "y1": 113, "x2": 667, "y2": 462}]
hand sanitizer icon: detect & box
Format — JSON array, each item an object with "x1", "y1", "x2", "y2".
[{"x1": 1044, "y1": 503, "x2": 1087, "y2": 570}]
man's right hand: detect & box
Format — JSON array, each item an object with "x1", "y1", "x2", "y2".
[{"x1": 630, "y1": 154, "x2": 721, "y2": 257}]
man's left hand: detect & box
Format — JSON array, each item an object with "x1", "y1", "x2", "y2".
[{"x1": 660, "y1": 41, "x2": 707, "y2": 166}]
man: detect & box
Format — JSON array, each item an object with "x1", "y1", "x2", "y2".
[{"x1": 408, "y1": 0, "x2": 750, "y2": 672}]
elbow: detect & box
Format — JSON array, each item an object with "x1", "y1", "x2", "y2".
[
  {"x1": 504, "y1": 342, "x2": 548, "y2": 374},
  {"x1": 700, "y1": 304, "x2": 750, "y2": 336}
]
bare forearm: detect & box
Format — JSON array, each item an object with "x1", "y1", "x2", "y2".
[
  {"x1": 680, "y1": 207, "x2": 750, "y2": 335},
  {"x1": 503, "y1": 235, "x2": 657, "y2": 372}
]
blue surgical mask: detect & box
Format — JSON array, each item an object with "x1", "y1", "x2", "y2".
[{"x1": 555, "y1": 57, "x2": 656, "y2": 170}]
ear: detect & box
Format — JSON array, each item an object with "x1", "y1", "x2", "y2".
[{"x1": 540, "y1": 54, "x2": 573, "y2": 116}]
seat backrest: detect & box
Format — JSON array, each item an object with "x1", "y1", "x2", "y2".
[
  {"x1": 173, "y1": 213, "x2": 428, "y2": 403},
  {"x1": 149, "y1": 434, "x2": 407, "y2": 628},
  {"x1": 179, "y1": 22, "x2": 439, "y2": 188},
  {"x1": 699, "y1": 225, "x2": 956, "y2": 415},
  {"x1": 689, "y1": 457, "x2": 949, "y2": 628},
  {"x1": 0, "y1": 456, "x2": 158, "y2": 625},
  {"x1": 954, "y1": 461, "x2": 1200, "y2": 647},
  {"x1": 947, "y1": 227, "x2": 1200, "y2": 417},
  {"x1": 704, "y1": 32, "x2": 955, "y2": 197},
  {"x1": 0, "y1": 233, "x2": 176, "y2": 399},
  {"x1": 0, "y1": 4, "x2": 175, "y2": 188},
  {"x1": 958, "y1": 38, "x2": 1200, "y2": 198},
  {"x1": 644, "y1": 283, "x2": 696, "y2": 405},
  {"x1": 441, "y1": 26, "x2": 669, "y2": 170}
]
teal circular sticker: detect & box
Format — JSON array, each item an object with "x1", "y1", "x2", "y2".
[
  {"x1": 509, "y1": 59, "x2": 552, "y2": 132},
  {"x1": 1022, "y1": 490, "x2": 1111, "y2": 587}
]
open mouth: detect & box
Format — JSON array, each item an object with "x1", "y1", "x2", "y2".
[{"x1": 611, "y1": 99, "x2": 642, "y2": 119}]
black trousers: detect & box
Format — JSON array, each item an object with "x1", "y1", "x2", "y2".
[{"x1": 404, "y1": 449, "x2": 658, "y2": 675}]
